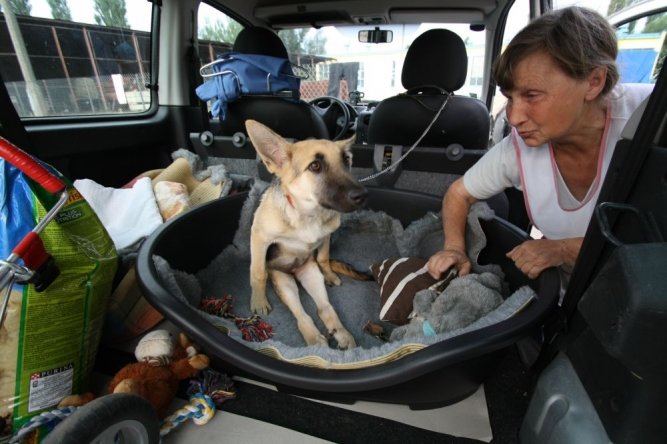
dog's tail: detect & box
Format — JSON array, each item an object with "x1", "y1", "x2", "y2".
[{"x1": 330, "y1": 260, "x2": 373, "y2": 281}]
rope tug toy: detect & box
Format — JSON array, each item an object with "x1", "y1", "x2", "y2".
[
  {"x1": 8, "y1": 407, "x2": 78, "y2": 444},
  {"x1": 159, "y1": 368, "x2": 236, "y2": 437},
  {"x1": 200, "y1": 294, "x2": 273, "y2": 341}
]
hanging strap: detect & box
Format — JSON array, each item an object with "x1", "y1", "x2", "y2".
[
  {"x1": 186, "y1": 38, "x2": 211, "y2": 165},
  {"x1": 0, "y1": 71, "x2": 33, "y2": 151}
]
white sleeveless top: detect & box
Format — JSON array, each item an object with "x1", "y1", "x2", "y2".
[
  {"x1": 513, "y1": 129, "x2": 609, "y2": 239},
  {"x1": 513, "y1": 84, "x2": 653, "y2": 239}
]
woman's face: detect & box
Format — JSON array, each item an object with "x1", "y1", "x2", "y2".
[{"x1": 503, "y1": 50, "x2": 597, "y2": 147}]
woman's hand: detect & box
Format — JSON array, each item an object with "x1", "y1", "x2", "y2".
[
  {"x1": 506, "y1": 237, "x2": 583, "y2": 279},
  {"x1": 427, "y1": 249, "x2": 472, "y2": 279},
  {"x1": 427, "y1": 178, "x2": 478, "y2": 280}
]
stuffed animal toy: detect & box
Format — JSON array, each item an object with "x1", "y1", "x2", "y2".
[
  {"x1": 57, "y1": 330, "x2": 209, "y2": 418},
  {"x1": 389, "y1": 272, "x2": 505, "y2": 341},
  {"x1": 107, "y1": 329, "x2": 210, "y2": 418}
]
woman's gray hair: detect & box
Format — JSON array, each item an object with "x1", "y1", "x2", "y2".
[{"x1": 494, "y1": 6, "x2": 619, "y2": 97}]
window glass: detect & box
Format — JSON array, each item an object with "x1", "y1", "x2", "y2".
[
  {"x1": 269, "y1": 24, "x2": 486, "y2": 103},
  {"x1": 197, "y1": 2, "x2": 242, "y2": 64},
  {"x1": 615, "y1": 11, "x2": 666, "y2": 84},
  {"x1": 196, "y1": 3, "x2": 490, "y2": 104},
  {"x1": 1, "y1": 0, "x2": 153, "y2": 117},
  {"x1": 489, "y1": 1, "x2": 530, "y2": 144},
  {"x1": 553, "y1": 0, "x2": 666, "y2": 83}
]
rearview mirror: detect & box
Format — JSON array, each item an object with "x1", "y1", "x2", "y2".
[{"x1": 358, "y1": 27, "x2": 393, "y2": 44}]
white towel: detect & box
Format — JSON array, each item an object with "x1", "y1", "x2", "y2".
[{"x1": 74, "y1": 177, "x2": 163, "y2": 250}]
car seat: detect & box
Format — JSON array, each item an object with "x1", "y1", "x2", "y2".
[
  {"x1": 364, "y1": 29, "x2": 490, "y2": 186},
  {"x1": 366, "y1": 28, "x2": 490, "y2": 150},
  {"x1": 364, "y1": 28, "x2": 506, "y2": 217},
  {"x1": 216, "y1": 27, "x2": 329, "y2": 141}
]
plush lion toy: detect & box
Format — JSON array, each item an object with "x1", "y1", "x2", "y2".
[{"x1": 106, "y1": 329, "x2": 210, "y2": 418}]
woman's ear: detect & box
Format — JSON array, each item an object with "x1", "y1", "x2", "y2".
[{"x1": 585, "y1": 67, "x2": 607, "y2": 101}]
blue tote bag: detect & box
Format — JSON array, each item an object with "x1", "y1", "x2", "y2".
[{"x1": 196, "y1": 53, "x2": 305, "y2": 119}]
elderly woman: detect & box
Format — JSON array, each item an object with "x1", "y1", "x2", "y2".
[{"x1": 427, "y1": 7, "x2": 653, "y2": 284}]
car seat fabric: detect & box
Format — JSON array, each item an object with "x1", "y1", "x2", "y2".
[
  {"x1": 367, "y1": 29, "x2": 490, "y2": 149},
  {"x1": 233, "y1": 26, "x2": 290, "y2": 59},
  {"x1": 214, "y1": 27, "x2": 329, "y2": 141}
]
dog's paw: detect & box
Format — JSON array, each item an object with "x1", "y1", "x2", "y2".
[
  {"x1": 298, "y1": 320, "x2": 328, "y2": 347},
  {"x1": 250, "y1": 294, "x2": 272, "y2": 315},
  {"x1": 323, "y1": 271, "x2": 342, "y2": 286},
  {"x1": 331, "y1": 328, "x2": 356, "y2": 350},
  {"x1": 304, "y1": 332, "x2": 329, "y2": 347}
]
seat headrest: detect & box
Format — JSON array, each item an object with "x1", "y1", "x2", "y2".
[
  {"x1": 401, "y1": 29, "x2": 468, "y2": 93},
  {"x1": 233, "y1": 27, "x2": 289, "y2": 59}
]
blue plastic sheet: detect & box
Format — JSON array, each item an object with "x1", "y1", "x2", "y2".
[
  {"x1": 618, "y1": 48, "x2": 658, "y2": 84},
  {"x1": 0, "y1": 158, "x2": 36, "y2": 260}
]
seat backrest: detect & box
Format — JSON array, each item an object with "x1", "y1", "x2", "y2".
[
  {"x1": 217, "y1": 27, "x2": 329, "y2": 140},
  {"x1": 366, "y1": 28, "x2": 490, "y2": 149}
]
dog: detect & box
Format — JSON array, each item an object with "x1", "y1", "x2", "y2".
[{"x1": 245, "y1": 119, "x2": 368, "y2": 349}]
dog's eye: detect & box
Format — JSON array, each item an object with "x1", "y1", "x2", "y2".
[{"x1": 308, "y1": 160, "x2": 322, "y2": 172}]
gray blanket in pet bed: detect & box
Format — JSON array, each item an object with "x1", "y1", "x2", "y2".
[{"x1": 154, "y1": 181, "x2": 536, "y2": 369}]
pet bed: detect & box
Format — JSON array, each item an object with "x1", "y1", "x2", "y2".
[{"x1": 136, "y1": 187, "x2": 560, "y2": 408}]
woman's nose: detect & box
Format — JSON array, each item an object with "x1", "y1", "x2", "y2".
[{"x1": 506, "y1": 100, "x2": 527, "y2": 127}]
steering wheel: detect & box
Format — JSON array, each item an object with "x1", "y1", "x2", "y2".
[{"x1": 309, "y1": 96, "x2": 353, "y2": 140}]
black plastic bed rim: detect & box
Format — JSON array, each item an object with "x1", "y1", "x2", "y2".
[{"x1": 135, "y1": 188, "x2": 559, "y2": 397}]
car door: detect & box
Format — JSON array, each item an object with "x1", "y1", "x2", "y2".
[{"x1": 519, "y1": 3, "x2": 667, "y2": 443}]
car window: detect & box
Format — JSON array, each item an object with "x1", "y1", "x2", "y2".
[
  {"x1": 195, "y1": 20, "x2": 489, "y2": 104},
  {"x1": 613, "y1": 12, "x2": 666, "y2": 83},
  {"x1": 489, "y1": 1, "x2": 531, "y2": 145},
  {"x1": 1, "y1": 0, "x2": 153, "y2": 118},
  {"x1": 197, "y1": 2, "x2": 242, "y2": 61},
  {"x1": 276, "y1": 24, "x2": 487, "y2": 103},
  {"x1": 553, "y1": 0, "x2": 666, "y2": 83}
]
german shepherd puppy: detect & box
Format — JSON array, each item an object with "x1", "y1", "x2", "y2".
[{"x1": 245, "y1": 120, "x2": 368, "y2": 349}]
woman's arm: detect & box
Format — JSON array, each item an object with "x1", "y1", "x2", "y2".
[
  {"x1": 427, "y1": 177, "x2": 478, "y2": 279},
  {"x1": 506, "y1": 237, "x2": 583, "y2": 279},
  {"x1": 428, "y1": 139, "x2": 518, "y2": 279}
]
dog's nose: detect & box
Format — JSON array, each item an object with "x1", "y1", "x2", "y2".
[{"x1": 349, "y1": 187, "x2": 368, "y2": 207}]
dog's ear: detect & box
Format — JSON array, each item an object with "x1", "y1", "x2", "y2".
[
  {"x1": 335, "y1": 135, "x2": 356, "y2": 150},
  {"x1": 335, "y1": 135, "x2": 356, "y2": 166},
  {"x1": 245, "y1": 120, "x2": 290, "y2": 173}
]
